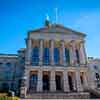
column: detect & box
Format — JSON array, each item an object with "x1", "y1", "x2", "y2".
[
  {"x1": 50, "y1": 70, "x2": 56, "y2": 92},
  {"x1": 20, "y1": 67, "x2": 29, "y2": 98},
  {"x1": 63, "y1": 71, "x2": 70, "y2": 92},
  {"x1": 25, "y1": 38, "x2": 32, "y2": 65},
  {"x1": 61, "y1": 40, "x2": 66, "y2": 66},
  {"x1": 88, "y1": 69, "x2": 96, "y2": 89},
  {"x1": 39, "y1": 39, "x2": 43, "y2": 65},
  {"x1": 37, "y1": 69, "x2": 43, "y2": 92},
  {"x1": 69, "y1": 42, "x2": 74, "y2": 65},
  {"x1": 79, "y1": 41, "x2": 87, "y2": 64},
  {"x1": 50, "y1": 40, "x2": 54, "y2": 65},
  {"x1": 83, "y1": 73, "x2": 88, "y2": 89},
  {"x1": 72, "y1": 74, "x2": 77, "y2": 91},
  {"x1": 69, "y1": 45, "x2": 73, "y2": 65},
  {"x1": 76, "y1": 70, "x2": 83, "y2": 92}
]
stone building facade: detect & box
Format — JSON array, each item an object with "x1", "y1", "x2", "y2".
[
  {"x1": 0, "y1": 22, "x2": 94, "y2": 98},
  {"x1": 88, "y1": 58, "x2": 100, "y2": 89}
]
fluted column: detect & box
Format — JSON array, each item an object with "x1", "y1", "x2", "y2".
[
  {"x1": 76, "y1": 70, "x2": 83, "y2": 92},
  {"x1": 37, "y1": 69, "x2": 43, "y2": 92},
  {"x1": 25, "y1": 38, "x2": 32, "y2": 65},
  {"x1": 63, "y1": 71, "x2": 70, "y2": 92},
  {"x1": 79, "y1": 41, "x2": 87, "y2": 64},
  {"x1": 39, "y1": 39, "x2": 43, "y2": 65},
  {"x1": 50, "y1": 40, "x2": 54, "y2": 65},
  {"x1": 50, "y1": 70, "x2": 56, "y2": 92},
  {"x1": 61, "y1": 40, "x2": 66, "y2": 66}
]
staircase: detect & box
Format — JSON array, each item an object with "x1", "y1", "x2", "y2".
[
  {"x1": 84, "y1": 87, "x2": 100, "y2": 98},
  {"x1": 26, "y1": 92, "x2": 90, "y2": 99}
]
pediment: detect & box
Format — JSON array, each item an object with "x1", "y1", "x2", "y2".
[{"x1": 29, "y1": 24, "x2": 86, "y2": 37}]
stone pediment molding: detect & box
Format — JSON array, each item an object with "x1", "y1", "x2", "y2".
[{"x1": 29, "y1": 24, "x2": 86, "y2": 37}]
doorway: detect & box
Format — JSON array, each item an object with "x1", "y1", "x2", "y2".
[
  {"x1": 68, "y1": 75, "x2": 74, "y2": 91},
  {"x1": 56, "y1": 75, "x2": 62, "y2": 91},
  {"x1": 43, "y1": 74, "x2": 50, "y2": 91}
]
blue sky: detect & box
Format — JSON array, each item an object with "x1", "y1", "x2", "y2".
[{"x1": 0, "y1": 0, "x2": 100, "y2": 58}]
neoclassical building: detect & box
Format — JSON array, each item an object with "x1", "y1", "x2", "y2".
[{"x1": 0, "y1": 20, "x2": 95, "y2": 98}]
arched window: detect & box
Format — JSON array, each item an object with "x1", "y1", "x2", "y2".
[
  {"x1": 65, "y1": 48, "x2": 70, "y2": 65},
  {"x1": 32, "y1": 47, "x2": 39, "y2": 65},
  {"x1": 76, "y1": 49, "x2": 80, "y2": 64},
  {"x1": 43, "y1": 48, "x2": 49, "y2": 65},
  {"x1": 54, "y1": 48, "x2": 60, "y2": 65}
]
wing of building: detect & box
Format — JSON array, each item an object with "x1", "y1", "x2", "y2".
[{"x1": 0, "y1": 22, "x2": 95, "y2": 98}]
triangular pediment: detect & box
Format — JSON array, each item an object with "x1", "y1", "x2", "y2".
[{"x1": 29, "y1": 24, "x2": 86, "y2": 37}]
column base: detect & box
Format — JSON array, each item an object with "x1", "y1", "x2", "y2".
[{"x1": 20, "y1": 87, "x2": 27, "y2": 98}]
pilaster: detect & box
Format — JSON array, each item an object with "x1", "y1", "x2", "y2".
[{"x1": 25, "y1": 39, "x2": 32, "y2": 65}]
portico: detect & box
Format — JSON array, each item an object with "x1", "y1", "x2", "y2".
[{"x1": 22, "y1": 66, "x2": 88, "y2": 94}]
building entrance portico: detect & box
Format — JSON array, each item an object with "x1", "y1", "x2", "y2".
[{"x1": 26, "y1": 67, "x2": 88, "y2": 95}]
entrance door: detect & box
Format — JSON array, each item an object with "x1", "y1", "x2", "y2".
[
  {"x1": 43, "y1": 75, "x2": 50, "y2": 91},
  {"x1": 29, "y1": 74, "x2": 37, "y2": 92},
  {"x1": 68, "y1": 75, "x2": 74, "y2": 91},
  {"x1": 56, "y1": 75, "x2": 62, "y2": 91}
]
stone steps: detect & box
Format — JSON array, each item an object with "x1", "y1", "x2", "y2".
[{"x1": 26, "y1": 92, "x2": 90, "y2": 99}]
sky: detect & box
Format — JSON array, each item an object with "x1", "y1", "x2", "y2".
[{"x1": 0, "y1": 0, "x2": 100, "y2": 58}]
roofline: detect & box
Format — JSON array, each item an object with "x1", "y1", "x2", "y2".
[
  {"x1": 0, "y1": 54, "x2": 18, "y2": 58},
  {"x1": 28, "y1": 24, "x2": 86, "y2": 37}
]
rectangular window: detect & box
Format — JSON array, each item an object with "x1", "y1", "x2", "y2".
[{"x1": 43, "y1": 48, "x2": 49, "y2": 65}]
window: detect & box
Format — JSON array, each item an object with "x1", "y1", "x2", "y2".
[
  {"x1": 32, "y1": 47, "x2": 39, "y2": 65},
  {"x1": 4, "y1": 72, "x2": 13, "y2": 80},
  {"x1": 43, "y1": 48, "x2": 49, "y2": 65},
  {"x1": 96, "y1": 73, "x2": 100, "y2": 80},
  {"x1": 0, "y1": 63, "x2": 3, "y2": 67},
  {"x1": 65, "y1": 48, "x2": 70, "y2": 64},
  {"x1": 76, "y1": 49, "x2": 80, "y2": 64},
  {"x1": 20, "y1": 57, "x2": 25, "y2": 64},
  {"x1": 94, "y1": 65, "x2": 98, "y2": 70},
  {"x1": 29, "y1": 74, "x2": 37, "y2": 91},
  {"x1": 6, "y1": 63, "x2": 11, "y2": 67},
  {"x1": 54, "y1": 48, "x2": 60, "y2": 65}
]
